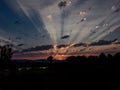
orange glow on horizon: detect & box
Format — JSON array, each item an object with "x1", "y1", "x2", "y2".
[
  {"x1": 12, "y1": 44, "x2": 120, "y2": 60},
  {"x1": 12, "y1": 53, "x2": 99, "y2": 60},
  {"x1": 53, "y1": 54, "x2": 67, "y2": 60}
]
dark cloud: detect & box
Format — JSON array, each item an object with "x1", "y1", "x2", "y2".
[
  {"x1": 73, "y1": 43, "x2": 86, "y2": 47},
  {"x1": 61, "y1": 35, "x2": 70, "y2": 39},
  {"x1": 17, "y1": 44, "x2": 24, "y2": 46},
  {"x1": 22, "y1": 45, "x2": 53, "y2": 52},
  {"x1": 89, "y1": 39, "x2": 117, "y2": 46}
]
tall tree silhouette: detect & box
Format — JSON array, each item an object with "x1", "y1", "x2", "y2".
[
  {"x1": 0, "y1": 45, "x2": 12, "y2": 62},
  {"x1": 47, "y1": 56, "x2": 53, "y2": 63}
]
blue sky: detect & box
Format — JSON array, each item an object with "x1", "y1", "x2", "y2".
[{"x1": 0, "y1": 0, "x2": 120, "y2": 52}]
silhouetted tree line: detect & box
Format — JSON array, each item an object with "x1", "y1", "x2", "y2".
[
  {"x1": 0, "y1": 45, "x2": 12, "y2": 69},
  {"x1": 46, "y1": 52, "x2": 120, "y2": 72},
  {"x1": 47, "y1": 52, "x2": 120, "y2": 63},
  {"x1": 65, "y1": 52, "x2": 120, "y2": 63},
  {"x1": 0, "y1": 44, "x2": 120, "y2": 72},
  {"x1": 0, "y1": 52, "x2": 120, "y2": 90}
]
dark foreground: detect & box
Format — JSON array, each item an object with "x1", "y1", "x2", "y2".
[
  {"x1": 0, "y1": 63, "x2": 120, "y2": 90},
  {"x1": 0, "y1": 53, "x2": 120, "y2": 90}
]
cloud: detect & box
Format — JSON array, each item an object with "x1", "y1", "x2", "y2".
[
  {"x1": 1, "y1": 0, "x2": 120, "y2": 51},
  {"x1": 0, "y1": 36, "x2": 12, "y2": 46},
  {"x1": 89, "y1": 39, "x2": 116, "y2": 46},
  {"x1": 0, "y1": 36, "x2": 11, "y2": 43},
  {"x1": 22, "y1": 45, "x2": 53, "y2": 52}
]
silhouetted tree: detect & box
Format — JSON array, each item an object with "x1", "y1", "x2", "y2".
[
  {"x1": 0, "y1": 45, "x2": 12, "y2": 69},
  {"x1": 107, "y1": 54, "x2": 113, "y2": 60},
  {"x1": 47, "y1": 56, "x2": 53, "y2": 63},
  {"x1": 66, "y1": 56, "x2": 76, "y2": 64},
  {"x1": 112, "y1": 52, "x2": 120, "y2": 72},
  {"x1": 114, "y1": 52, "x2": 120, "y2": 61},
  {"x1": 99, "y1": 53, "x2": 107, "y2": 61},
  {"x1": 0, "y1": 45, "x2": 12, "y2": 60}
]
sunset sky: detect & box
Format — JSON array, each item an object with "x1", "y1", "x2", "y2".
[{"x1": 0, "y1": 0, "x2": 120, "y2": 60}]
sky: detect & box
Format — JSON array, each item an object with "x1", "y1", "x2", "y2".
[{"x1": 0, "y1": 0, "x2": 120, "y2": 60}]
